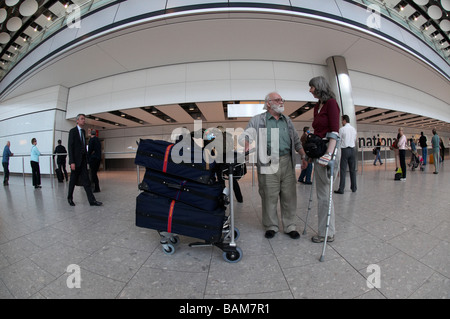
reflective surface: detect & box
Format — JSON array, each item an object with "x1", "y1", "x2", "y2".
[{"x1": 0, "y1": 160, "x2": 449, "y2": 298}]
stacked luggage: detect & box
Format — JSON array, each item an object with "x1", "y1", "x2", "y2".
[{"x1": 134, "y1": 138, "x2": 243, "y2": 263}]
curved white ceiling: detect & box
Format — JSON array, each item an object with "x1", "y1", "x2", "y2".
[{"x1": 1, "y1": 8, "x2": 449, "y2": 110}]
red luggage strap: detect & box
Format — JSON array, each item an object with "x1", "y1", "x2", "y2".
[
  {"x1": 162, "y1": 144, "x2": 174, "y2": 173},
  {"x1": 167, "y1": 181, "x2": 186, "y2": 233},
  {"x1": 167, "y1": 200, "x2": 176, "y2": 233}
]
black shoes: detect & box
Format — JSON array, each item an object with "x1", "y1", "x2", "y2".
[
  {"x1": 264, "y1": 230, "x2": 300, "y2": 239},
  {"x1": 265, "y1": 230, "x2": 276, "y2": 239},
  {"x1": 90, "y1": 201, "x2": 103, "y2": 206},
  {"x1": 288, "y1": 231, "x2": 300, "y2": 239},
  {"x1": 68, "y1": 199, "x2": 102, "y2": 206},
  {"x1": 334, "y1": 190, "x2": 344, "y2": 194}
]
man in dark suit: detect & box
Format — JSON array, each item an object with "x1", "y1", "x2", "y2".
[
  {"x1": 67, "y1": 114, "x2": 102, "y2": 207},
  {"x1": 88, "y1": 129, "x2": 101, "y2": 193},
  {"x1": 54, "y1": 139, "x2": 68, "y2": 182}
]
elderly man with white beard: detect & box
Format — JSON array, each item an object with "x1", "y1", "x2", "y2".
[{"x1": 239, "y1": 92, "x2": 308, "y2": 239}]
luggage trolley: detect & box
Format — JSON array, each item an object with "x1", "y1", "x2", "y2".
[
  {"x1": 188, "y1": 158, "x2": 247, "y2": 263},
  {"x1": 135, "y1": 138, "x2": 247, "y2": 263}
]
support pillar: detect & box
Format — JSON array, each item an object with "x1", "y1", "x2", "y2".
[
  {"x1": 326, "y1": 56, "x2": 357, "y2": 129},
  {"x1": 326, "y1": 56, "x2": 359, "y2": 169}
]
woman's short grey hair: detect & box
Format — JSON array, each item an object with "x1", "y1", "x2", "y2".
[{"x1": 309, "y1": 76, "x2": 335, "y2": 102}]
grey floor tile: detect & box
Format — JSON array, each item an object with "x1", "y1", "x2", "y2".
[
  {"x1": 364, "y1": 252, "x2": 435, "y2": 299},
  {"x1": 206, "y1": 254, "x2": 289, "y2": 296},
  {"x1": 284, "y1": 257, "x2": 371, "y2": 299},
  {"x1": 0, "y1": 258, "x2": 55, "y2": 299},
  {"x1": 80, "y1": 245, "x2": 151, "y2": 282},
  {"x1": 118, "y1": 267, "x2": 208, "y2": 299},
  {"x1": 0, "y1": 164, "x2": 448, "y2": 299},
  {"x1": 39, "y1": 267, "x2": 126, "y2": 299}
]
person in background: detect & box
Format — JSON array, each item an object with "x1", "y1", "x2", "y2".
[
  {"x1": 397, "y1": 128, "x2": 407, "y2": 181},
  {"x1": 2, "y1": 141, "x2": 14, "y2": 186},
  {"x1": 88, "y1": 129, "x2": 102, "y2": 193},
  {"x1": 335, "y1": 115, "x2": 357, "y2": 194},
  {"x1": 30, "y1": 138, "x2": 42, "y2": 189},
  {"x1": 373, "y1": 138, "x2": 383, "y2": 166},
  {"x1": 54, "y1": 139, "x2": 68, "y2": 182},
  {"x1": 431, "y1": 129, "x2": 440, "y2": 175},
  {"x1": 439, "y1": 137, "x2": 445, "y2": 162},
  {"x1": 309, "y1": 76, "x2": 341, "y2": 243},
  {"x1": 419, "y1": 132, "x2": 427, "y2": 165},
  {"x1": 67, "y1": 114, "x2": 102, "y2": 207},
  {"x1": 298, "y1": 126, "x2": 313, "y2": 185},
  {"x1": 408, "y1": 138, "x2": 417, "y2": 167}
]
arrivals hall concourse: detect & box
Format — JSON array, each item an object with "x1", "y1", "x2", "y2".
[{"x1": 0, "y1": 0, "x2": 449, "y2": 300}]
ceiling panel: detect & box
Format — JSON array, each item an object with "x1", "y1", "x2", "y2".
[
  {"x1": 295, "y1": 108, "x2": 314, "y2": 122},
  {"x1": 196, "y1": 102, "x2": 225, "y2": 122},
  {"x1": 360, "y1": 111, "x2": 403, "y2": 123},
  {"x1": 92, "y1": 112, "x2": 143, "y2": 127},
  {"x1": 156, "y1": 104, "x2": 193, "y2": 123},
  {"x1": 120, "y1": 108, "x2": 167, "y2": 125},
  {"x1": 356, "y1": 108, "x2": 387, "y2": 120},
  {"x1": 85, "y1": 117, "x2": 117, "y2": 129}
]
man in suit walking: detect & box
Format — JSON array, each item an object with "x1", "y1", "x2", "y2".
[
  {"x1": 88, "y1": 129, "x2": 102, "y2": 193},
  {"x1": 67, "y1": 114, "x2": 102, "y2": 207}
]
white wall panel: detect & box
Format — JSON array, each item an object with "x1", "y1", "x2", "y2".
[
  {"x1": 186, "y1": 80, "x2": 231, "y2": 103},
  {"x1": 144, "y1": 82, "x2": 186, "y2": 106},
  {"x1": 230, "y1": 61, "x2": 275, "y2": 80},
  {"x1": 111, "y1": 87, "x2": 146, "y2": 110},
  {"x1": 290, "y1": 0, "x2": 342, "y2": 16},
  {"x1": 167, "y1": 0, "x2": 227, "y2": 8},
  {"x1": 146, "y1": 64, "x2": 187, "y2": 87},
  {"x1": 186, "y1": 61, "x2": 230, "y2": 82},
  {"x1": 0, "y1": 86, "x2": 64, "y2": 121},
  {"x1": 114, "y1": 0, "x2": 166, "y2": 22}
]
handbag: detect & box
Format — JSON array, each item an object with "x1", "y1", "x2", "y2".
[
  {"x1": 372, "y1": 148, "x2": 377, "y2": 155},
  {"x1": 304, "y1": 134, "x2": 327, "y2": 159}
]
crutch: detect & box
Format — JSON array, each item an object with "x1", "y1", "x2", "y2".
[
  {"x1": 302, "y1": 162, "x2": 314, "y2": 235},
  {"x1": 319, "y1": 134, "x2": 339, "y2": 262}
]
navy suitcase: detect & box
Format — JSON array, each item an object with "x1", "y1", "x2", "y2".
[
  {"x1": 139, "y1": 168, "x2": 225, "y2": 211},
  {"x1": 136, "y1": 191, "x2": 225, "y2": 243},
  {"x1": 135, "y1": 139, "x2": 217, "y2": 184}
]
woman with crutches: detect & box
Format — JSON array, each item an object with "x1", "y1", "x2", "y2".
[{"x1": 308, "y1": 77, "x2": 341, "y2": 249}]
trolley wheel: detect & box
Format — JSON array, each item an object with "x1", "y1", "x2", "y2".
[
  {"x1": 223, "y1": 247, "x2": 243, "y2": 263},
  {"x1": 170, "y1": 235, "x2": 180, "y2": 246},
  {"x1": 234, "y1": 227, "x2": 240, "y2": 241},
  {"x1": 162, "y1": 243, "x2": 175, "y2": 255}
]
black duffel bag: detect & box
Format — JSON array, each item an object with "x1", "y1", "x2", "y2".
[{"x1": 304, "y1": 133, "x2": 328, "y2": 159}]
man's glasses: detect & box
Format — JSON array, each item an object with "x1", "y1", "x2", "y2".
[{"x1": 269, "y1": 98, "x2": 285, "y2": 104}]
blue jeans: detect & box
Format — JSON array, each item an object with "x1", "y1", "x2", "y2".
[
  {"x1": 298, "y1": 162, "x2": 312, "y2": 183},
  {"x1": 422, "y1": 148, "x2": 427, "y2": 164},
  {"x1": 373, "y1": 150, "x2": 382, "y2": 165}
]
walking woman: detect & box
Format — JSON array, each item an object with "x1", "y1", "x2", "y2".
[
  {"x1": 397, "y1": 128, "x2": 407, "y2": 181},
  {"x1": 30, "y1": 138, "x2": 42, "y2": 189},
  {"x1": 309, "y1": 76, "x2": 341, "y2": 243}
]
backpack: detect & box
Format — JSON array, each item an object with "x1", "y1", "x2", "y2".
[{"x1": 304, "y1": 134, "x2": 327, "y2": 159}]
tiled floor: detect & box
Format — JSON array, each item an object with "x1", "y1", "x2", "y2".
[{"x1": 0, "y1": 160, "x2": 449, "y2": 299}]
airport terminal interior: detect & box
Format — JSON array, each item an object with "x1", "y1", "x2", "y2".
[{"x1": 1, "y1": 0, "x2": 449, "y2": 299}]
